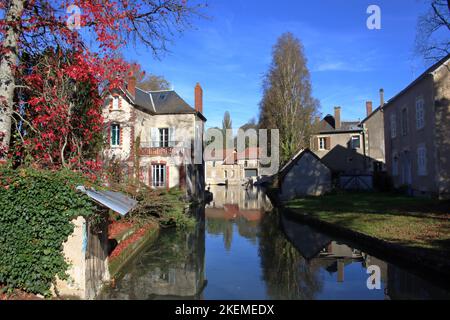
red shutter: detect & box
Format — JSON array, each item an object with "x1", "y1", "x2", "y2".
[
  {"x1": 119, "y1": 126, "x2": 123, "y2": 146},
  {"x1": 166, "y1": 165, "x2": 170, "y2": 191}
]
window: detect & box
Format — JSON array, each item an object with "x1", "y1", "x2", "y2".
[
  {"x1": 111, "y1": 124, "x2": 120, "y2": 146},
  {"x1": 112, "y1": 96, "x2": 119, "y2": 110},
  {"x1": 401, "y1": 108, "x2": 408, "y2": 136},
  {"x1": 390, "y1": 114, "x2": 396, "y2": 138},
  {"x1": 159, "y1": 128, "x2": 169, "y2": 147},
  {"x1": 351, "y1": 136, "x2": 361, "y2": 149},
  {"x1": 392, "y1": 153, "x2": 399, "y2": 176},
  {"x1": 319, "y1": 137, "x2": 326, "y2": 150},
  {"x1": 152, "y1": 164, "x2": 166, "y2": 188},
  {"x1": 416, "y1": 98, "x2": 425, "y2": 130},
  {"x1": 417, "y1": 145, "x2": 427, "y2": 176}
]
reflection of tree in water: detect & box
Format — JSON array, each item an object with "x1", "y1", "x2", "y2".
[
  {"x1": 236, "y1": 218, "x2": 258, "y2": 244},
  {"x1": 102, "y1": 214, "x2": 206, "y2": 299},
  {"x1": 206, "y1": 218, "x2": 234, "y2": 251},
  {"x1": 206, "y1": 216, "x2": 260, "y2": 250},
  {"x1": 258, "y1": 210, "x2": 323, "y2": 300}
]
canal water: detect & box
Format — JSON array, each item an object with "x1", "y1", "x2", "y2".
[{"x1": 99, "y1": 186, "x2": 450, "y2": 300}]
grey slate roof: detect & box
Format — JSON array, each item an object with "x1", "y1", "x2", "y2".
[
  {"x1": 318, "y1": 118, "x2": 362, "y2": 133},
  {"x1": 134, "y1": 87, "x2": 155, "y2": 113},
  {"x1": 122, "y1": 85, "x2": 206, "y2": 121},
  {"x1": 149, "y1": 90, "x2": 198, "y2": 114}
]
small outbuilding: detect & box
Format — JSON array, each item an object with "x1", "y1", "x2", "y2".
[{"x1": 278, "y1": 149, "x2": 332, "y2": 202}]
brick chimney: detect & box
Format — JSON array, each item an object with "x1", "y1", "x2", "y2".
[
  {"x1": 366, "y1": 101, "x2": 373, "y2": 117},
  {"x1": 334, "y1": 106, "x2": 341, "y2": 130},
  {"x1": 195, "y1": 83, "x2": 203, "y2": 113},
  {"x1": 379, "y1": 88, "x2": 384, "y2": 107},
  {"x1": 127, "y1": 76, "x2": 136, "y2": 97},
  {"x1": 314, "y1": 116, "x2": 321, "y2": 124}
]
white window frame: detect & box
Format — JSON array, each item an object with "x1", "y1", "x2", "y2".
[
  {"x1": 112, "y1": 96, "x2": 119, "y2": 110},
  {"x1": 417, "y1": 145, "x2": 427, "y2": 176},
  {"x1": 351, "y1": 135, "x2": 361, "y2": 149},
  {"x1": 319, "y1": 137, "x2": 326, "y2": 150},
  {"x1": 415, "y1": 97, "x2": 425, "y2": 130},
  {"x1": 111, "y1": 124, "x2": 120, "y2": 147},
  {"x1": 152, "y1": 164, "x2": 166, "y2": 188},
  {"x1": 390, "y1": 114, "x2": 396, "y2": 138},
  {"x1": 159, "y1": 128, "x2": 169, "y2": 148}
]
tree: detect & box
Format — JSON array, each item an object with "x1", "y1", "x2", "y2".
[
  {"x1": 258, "y1": 32, "x2": 319, "y2": 165},
  {"x1": 222, "y1": 111, "x2": 233, "y2": 149},
  {"x1": 11, "y1": 48, "x2": 104, "y2": 171},
  {"x1": 138, "y1": 74, "x2": 171, "y2": 91},
  {"x1": 235, "y1": 118, "x2": 258, "y2": 149},
  {"x1": 416, "y1": 0, "x2": 450, "y2": 62},
  {"x1": 0, "y1": 0, "x2": 203, "y2": 160}
]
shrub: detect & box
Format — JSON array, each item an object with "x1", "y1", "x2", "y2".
[
  {"x1": 127, "y1": 186, "x2": 195, "y2": 230},
  {"x1": 0, "y1": 167, "x2": 96, "y2": 296}
]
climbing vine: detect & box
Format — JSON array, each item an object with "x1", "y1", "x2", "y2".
[{"x1": 0, "y1": 167, "x2": 96, "y2": 296}]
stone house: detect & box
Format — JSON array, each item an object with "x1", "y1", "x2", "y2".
[
  {"x1": 383, "y1": 54, "x2": 450, "y2": 199},
  {"x1": 205, "y1": 147, "x2": 261, "y2": 186},
  {"x1": 311, "y1": 95, "x2": 386, "y2": 175},
  {"x1": 311, "y1": 107, "x2": 366, "y2": 174},
  {"x1": 277, "y1": 149, "x2": 332, "y2": 201},
  {"x1": 102, "y1": 80, "x2": 207, "y2": 200},
  {"x1": 360, "y1": 95, "x2": 386, "y2": 173}
]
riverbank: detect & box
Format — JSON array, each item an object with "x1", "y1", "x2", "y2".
[
  {"x1": 107, "y1": 188, "x2": 196, "y2": 279},
  {"x1": 285, "y1": 192, "x2": 450, "y2": 279}
]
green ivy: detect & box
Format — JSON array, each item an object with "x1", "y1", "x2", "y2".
[{"x1": 0, "y1": 167, "x2": 96, "y2": 296}]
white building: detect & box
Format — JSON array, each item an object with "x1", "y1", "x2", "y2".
[{"x1": 102, "y1": 80, "x2": 206, "y2": 200}]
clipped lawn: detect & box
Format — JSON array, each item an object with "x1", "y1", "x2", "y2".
[{"x1": 286, "y1": 192, "x2": 450, "y2": 252}]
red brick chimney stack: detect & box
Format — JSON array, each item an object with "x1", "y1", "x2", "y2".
[
  {"x1": 366, "y1": 101, "x2": 373, "y2": 117},
  {"x1": 195, "y1": 83, "x2": 203, "y2": 114},
  {"x1": 334, "y1": 106, "x2": 341, "y2": 129},
  {"x1": 127, "y1": 76, "x2": 136, "y2": 97}
]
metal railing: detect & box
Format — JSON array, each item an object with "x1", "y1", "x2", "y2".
[{"x1": 140, "y1": 141, "x2": 189, "y2": 148}]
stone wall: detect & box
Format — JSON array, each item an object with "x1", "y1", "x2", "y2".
[{"x1": 54, "y1": 216, "x2": 110, "y2": 300}]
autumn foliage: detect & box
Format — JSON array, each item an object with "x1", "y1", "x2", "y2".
[{"x1": 0, "y1": 0, "x2": 201, "y2": 171}]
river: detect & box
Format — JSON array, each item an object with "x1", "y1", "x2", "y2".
[{"x1": 99, "y1": 185, "x2": 450, "y2": 300}]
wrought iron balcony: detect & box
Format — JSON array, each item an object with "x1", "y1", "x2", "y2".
[{"x1": 139, "y1": 141, "x2": 190, "y2": 157}]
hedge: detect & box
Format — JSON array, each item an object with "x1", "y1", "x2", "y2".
[{"x1": 0, "y1": 167, "x2": 96, "y2": 296}]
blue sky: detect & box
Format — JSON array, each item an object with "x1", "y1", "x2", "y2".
[{"x1": 123, "y1": 0, "x2": 434, "y2": 130}]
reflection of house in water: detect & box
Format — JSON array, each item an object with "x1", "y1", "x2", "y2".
[
  {"x1": 280, "y1": 212, "x2": 363, "y2": 283},
  {"x1": 207, "y1": 185, "x2": 272, "y2": 212},
  {"x1": 205, "y1": 185, "x2": 273, "y2": 248},
  {"x1": 100, "y1": 207, "x2": 206, "y2": 300},
  {"x1": 281, "y1": 211, "x2": 450, "y2": 299}
]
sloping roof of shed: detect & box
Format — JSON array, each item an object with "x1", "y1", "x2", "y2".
[{"x1": 278, "y1": 148, "x2": 330, "y2": 182}]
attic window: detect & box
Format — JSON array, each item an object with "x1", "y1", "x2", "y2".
[{"x1": 159, "y1": 93, "x2": 167, "y2": 101}]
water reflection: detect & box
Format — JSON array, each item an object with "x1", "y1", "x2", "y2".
[
  {"x1": 205, "y1": 185, "x2": 272, "y2": 251},
  {"x1": 99, "y1": 186, "x2": 450, "y2": 300},
  {"x1": 100, "y1": 206, "x2": 206, "y2": 300}
]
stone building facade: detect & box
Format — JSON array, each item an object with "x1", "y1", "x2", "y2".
[
  {"x1": 103, "y1": 81, "x2": 206, "y2": 201},
  {"x1": 383, "y1": 54, "x2": 450, "y2": 198}
]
